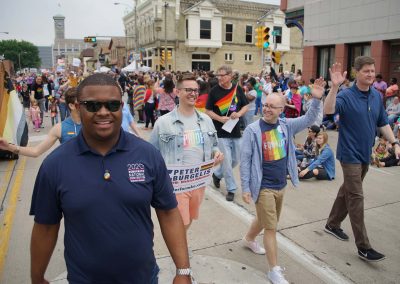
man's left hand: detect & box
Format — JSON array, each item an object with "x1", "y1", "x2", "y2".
[
  {"x1": 213, "y1": 151, "x2": 224, "y2": 166},
  {"x1": 230, "y1": 112, "x2": 240, "y2": 119},
  {"x1": 173, "y1": 275, "x2": 192, "y2": 284}
]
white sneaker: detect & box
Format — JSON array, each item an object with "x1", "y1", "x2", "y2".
[
  {"x1": 267, "y1": 266, "x2": 289, "y2": 284},
  {"x1": 241, "y1": 237, "x2": 266, "y2": 254}
]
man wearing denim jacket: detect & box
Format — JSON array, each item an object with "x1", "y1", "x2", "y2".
[
  {"x1": 239, "y1": 78, "x2": 325, "y2": 284},
  {"x1": 150, "y1": 73, "x2": 223, "y2": 237}
]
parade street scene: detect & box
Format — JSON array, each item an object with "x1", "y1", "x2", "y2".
[{"x1": 0, "y1": 0, "x2": 399, "y2": 284}]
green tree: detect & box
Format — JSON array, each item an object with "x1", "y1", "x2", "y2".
[{"x1": 0, "y1": 40, "x2": 41, "y2": 70}]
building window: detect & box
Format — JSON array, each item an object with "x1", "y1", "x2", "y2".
[
  {"x1": 186, "y1": 19, "x2": 188, "y2": 39},
  {"x1": 225, "y1": 53, "x2": 233, "y2": 61},
  {"x1": 317, "y1": 46, "x2": 335, "y2": 80},
  {"x1": 348, "y1": 43, "x2": 371, "y2": 79},
  {"x1": 200, "y1": 20, "x2": 211, "y2": 39},
  {"x1": 245, "y1": 53, "x2": 252, "y2": 62},
  {"x1": 291, "y1": 64, "x2": 295, "y2": 73},
  {"x1": 148, "y1": 59, "x2": 152, "y2": 67},
  {"x1": 245, "y1": 25, "x2": 253, "y2": 43},
  {"x1": 279, "y1": 64, "x2": 283, "y2": 73},
  {"x1": 225, "y1": 24, "x2": 233, "y2": 42},
  {"x1": 192, "y1": 54, "x2": 210, "y2": 60},
  {"x1": 273, "y1": 26, "x2": 282, "y2": 44}
]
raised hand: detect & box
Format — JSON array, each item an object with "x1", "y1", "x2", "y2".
[
  {"x1": 311, "y1": 77, "x2": 326, "y2": 99},
  {"x1": 329, "y1": 63, "x2": 347, "y2": 87}
]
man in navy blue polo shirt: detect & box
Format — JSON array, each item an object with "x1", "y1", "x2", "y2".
[
  {"x1": 323, "y1": 57, "x2": 400, "y2": 262},
  {"x1": 30, "y1": 73, "x2": 192, "y2": 284}
]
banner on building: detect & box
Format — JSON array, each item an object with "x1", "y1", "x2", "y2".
[{"x1": 167, "y1": 160, "x2": 215, "y2": 193}]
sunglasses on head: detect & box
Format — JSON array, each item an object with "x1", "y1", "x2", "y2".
[{"x1": 79, "y1": 100, "x2": 122, "y2": 112}]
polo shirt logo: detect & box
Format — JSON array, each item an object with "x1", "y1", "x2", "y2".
[{"x1": 127, "y1": 163, "x2": 145, "y2": 182}]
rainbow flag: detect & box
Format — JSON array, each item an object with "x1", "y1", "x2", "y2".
[
  {"x1": 215, "y1": 84, "x2": 237, "y2": 115},
  {"x1": 0, "y1": 62, "x2": 28, "y2": 149},
  {"x1": 195, "y1": 94, "x2": 208, "y2": 112}
]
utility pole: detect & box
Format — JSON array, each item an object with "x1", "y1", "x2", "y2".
[{"x1": 164, "y1": 1, "x2": 168, "y2": 70}]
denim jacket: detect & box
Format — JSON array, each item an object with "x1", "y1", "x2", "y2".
[
  {"x1": 149, "y1": 107, "x2": 219, "y2": 165},
  {"x1": 240, "y1": 99, "x2": 322, "y2": 202}
]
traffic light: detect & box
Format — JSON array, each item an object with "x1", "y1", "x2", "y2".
[
  {"x1": 84, "y1": 37, "x2": 97, "y2": 43},
  {"x1": 262, "y1": 27, "x2": 270, "y2": 48},
  {"x1": 272, "y1": 51, "x2": 281, "y2": 64},
  {"x1": 167, "y1": 50, "x2": 172, "y2": 60},
  {"x1": 255, "y1": 27, "x2": 263, "y2": 49}
]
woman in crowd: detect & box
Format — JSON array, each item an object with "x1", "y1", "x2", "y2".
[
  {"x1": 158, "y1": 77, "x2": 177, "y2": 116},
  {"x1": 299, "y1": 132, "x2": 335, "y2": 180},
  {"x1": 143, "y1": 79, "x2": 157, "y2": 129}
]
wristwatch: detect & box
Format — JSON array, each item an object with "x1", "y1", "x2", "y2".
[
  {"x1": 176, "y1": 268, "x2": 192, "y2": 276},
  {"x1": 391, "y1": 140, "x2": 400, "y2": 147}
]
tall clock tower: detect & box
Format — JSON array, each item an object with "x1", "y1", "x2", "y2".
[{"x1": 53, "y1": 14, "x2": 65, "y2": 39}]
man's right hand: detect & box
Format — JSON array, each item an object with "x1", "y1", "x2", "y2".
[
  {"x1": 329, "y1": 63, "x2": 347, "y2": 87},
  {"x1": 242, "y1": 192, "x2": 251, "y2": 204},
  {"x1": 219, "y1": 116, "x2": 230, "y2": 124},
  {"x1": 0, "y1": 137, "x2": 11, "y2": 151}
]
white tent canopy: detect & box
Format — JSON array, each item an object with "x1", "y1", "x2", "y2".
[
  {"x1": 122, "y1": 61, "x2": 137, "y2": 72},
  {"x1": 99, "y1": 66, "x2": 111, "y2": 73},
  {"x1": 138, "y1": 65, "x2": 151, "y2": 72}
]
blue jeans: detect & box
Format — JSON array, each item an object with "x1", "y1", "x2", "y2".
[
  {"x1": 254, "y1": 97, "x2": 262, "y2": 115},
  {"x1": 59, "y1": 103, "x2": 68, "y2": 121},
  {"x1": 388, "y1": 114, "x2": 399, "y2": 125},
  {"x1": 243, "y1": 110, "x2": 255, "y2": 129},
  {"x1": 214, "y1": 137, "x2": 241, "y2": 192}
]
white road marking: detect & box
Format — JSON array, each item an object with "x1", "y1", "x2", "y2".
[
  {"x1": 205, "y1": 188, "x2": 352, "y2": 284},
  {"x1": 369, "y1": 166, "x2": 394, "y2": 175}
]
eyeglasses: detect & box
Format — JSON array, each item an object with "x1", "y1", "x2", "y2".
[
  {"x1": 216, "y1": 73, "x2": 230, "y2": 78},
  {"x1": 262, "y1": 104, "x2": 283, "y2": 110},
  {"x1": 79, "y1": 100, "x2": 122, "y2": 112},
  {"x1": 180, "y1": 88, "x2": 199, "y2": 94}
]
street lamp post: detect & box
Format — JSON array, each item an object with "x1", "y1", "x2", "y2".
[
  {"x1": 114, "y1": 2, "x2": 137, "y2": 67},
  {"x1": 18, "y1": 51, "x2": 28, "y2": 72},
  {"x1": 164, "y1": 1, "x2": 169, "y2": 70}
]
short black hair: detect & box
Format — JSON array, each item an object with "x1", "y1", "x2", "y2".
[{"x1": 77, "y1": 73, "x2": 122, "y2": 98}]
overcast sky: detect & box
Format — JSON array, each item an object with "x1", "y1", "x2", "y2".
[{"x1": 0, "y1": 0, "x2": 280, "y2": 46}]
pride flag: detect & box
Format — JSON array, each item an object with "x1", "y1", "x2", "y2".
[
  {"x1": 215, "y1": 84, "x2": 237, "y2": 115},
  {"x1": 195, "y1": 94, "x2": 208, "y2": 112},
  {"x1": 0, "y1": 62, "x2": 29, "y2": 151}
]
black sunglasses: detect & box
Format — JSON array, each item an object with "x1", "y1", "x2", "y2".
[{"x1": 79, "y1": 100, "x2": 122, "y2": 112}]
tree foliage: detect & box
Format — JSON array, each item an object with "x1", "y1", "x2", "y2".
[{"x1": 0, "y1": 40, "x2": 41, "y2": 69}]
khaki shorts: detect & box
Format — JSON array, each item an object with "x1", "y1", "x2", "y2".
[
  {"x1": 175, "y1": 187, "x2": 205, "y2": 226},
  {"x1": 255, "y1": 188, "x2": 286, "y2": 230}
]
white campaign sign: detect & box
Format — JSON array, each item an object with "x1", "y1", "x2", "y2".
[{"x1": 167, "y1": 160, "x2": 215, "y2": 193}]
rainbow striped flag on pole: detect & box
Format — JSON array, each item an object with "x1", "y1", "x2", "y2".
[
  {"x1": 0, "y1": 61, "x2": 28, "y2": 153},
  {"x1": 215, "y1": 84, "x2": 238, "y2": 115}
]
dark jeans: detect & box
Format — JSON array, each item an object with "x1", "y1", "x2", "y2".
[
  {"x1": 254, "y1": 97, "x2": 262, "y2": 115},
  {"x1": 379, "y1": 154, "x2": 400, "y2": 167},
  {"x1": 144, "y1": 102, "x2": 155, "y2": 127},
  {"x1": 327, "y1": 163, "x2": 371, "y2": 250},
  {"x1": 299, "y1": 167, "x2": 329, "y2": 180}
]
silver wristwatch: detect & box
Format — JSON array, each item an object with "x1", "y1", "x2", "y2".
[{"x1": 176, "y1": 268, "x2": 192, "y2": 276}]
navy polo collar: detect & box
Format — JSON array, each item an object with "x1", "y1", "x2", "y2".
[{"x1": 77, "y1": 128, "x2": 130, "y2": 155}]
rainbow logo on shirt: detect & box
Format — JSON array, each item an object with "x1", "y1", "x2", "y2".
[
  {"x1": 183, "y1": 130, "x2": 204, "y2": 148},
  {"x1": 215, "y1": 85, "x2": 237, "y2": 115},
  {"x1": 262, "y1": 126, "x2": 287, "y2": 161}
]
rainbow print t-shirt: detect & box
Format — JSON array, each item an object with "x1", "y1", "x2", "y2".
[{"x1": 259, "y1": 119, "x2": 288, "y2": 190}]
